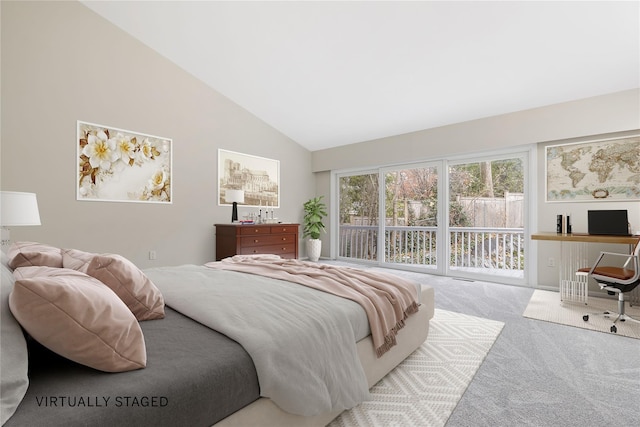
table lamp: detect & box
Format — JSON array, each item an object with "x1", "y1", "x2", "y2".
[
  {"x1": 224, "y1": 189, "x2": 245, "y2": 223},
  {"x1": 1, "y1": 191, "x2": 41, "y2": 246}
]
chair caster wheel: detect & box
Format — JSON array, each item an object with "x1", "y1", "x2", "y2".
[
  {"x1": 583, "y1": 315, "x2": 589, "y2": 322},
  {"x1": 611, "y1": 325, "x2": 617, "y2": 333}
]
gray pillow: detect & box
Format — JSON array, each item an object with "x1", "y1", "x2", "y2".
[{"x1": 1, "y1": 252, "x2": 29, "y2": 424}]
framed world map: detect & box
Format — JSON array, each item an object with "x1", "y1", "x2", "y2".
[{"x1": 545, "y1": 135, "x2": 640, "y2": 202}]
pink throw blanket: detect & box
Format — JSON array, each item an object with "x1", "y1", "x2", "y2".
[{"x1": 205, "y1": 255, "x2": 420, "y2": 357}]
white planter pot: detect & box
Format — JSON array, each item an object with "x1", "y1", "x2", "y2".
[{"x1": 306, "y1": 239, "x2": 322, "y2": 262}]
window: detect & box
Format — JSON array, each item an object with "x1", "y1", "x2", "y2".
[
  {"x1": 383, "y1": 165, "x2": 439, "y2": 268},
  {"x1": 336, "y1": 149, "x2": 530, "y2": 285},
  {"x1": 338, "y1": 172, "x2": 379, "y2": 262},
  {"x1": 448, "y1": 157, "x2": 525, "y2": 279}
]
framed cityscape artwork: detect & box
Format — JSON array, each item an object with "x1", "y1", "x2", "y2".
[{"x1": 218, "y1": 149, "x2": 279, "y2": 208}]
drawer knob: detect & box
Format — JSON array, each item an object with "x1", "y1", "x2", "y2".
[
  {"x1": 254, "y1": 239, "x2": 259, "y2": 243},
  {"x1": 281, "y1": 237, "x2": 287, "y2": 241}
]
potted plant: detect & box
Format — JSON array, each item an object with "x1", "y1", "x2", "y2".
[{"x1": 303, "y1": 196, "x2": 327, "y2": 262}]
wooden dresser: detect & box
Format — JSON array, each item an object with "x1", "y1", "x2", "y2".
[{"x1": 214, "y1": 223, "x2": 299, "y2": 261}]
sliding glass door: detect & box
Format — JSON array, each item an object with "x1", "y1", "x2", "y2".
[
  {"x1": 336, "y1": 149, "x2": 529, "y2": 284},
  {"x1": 382, "y1": 164, "x2": 440, "y2": 270},
  {"x1": 448, "y1": 155, "x2": 525, "y2": 281},
  {"x1": 338, "y1": 172, "x2": 380, "y2": 262}
]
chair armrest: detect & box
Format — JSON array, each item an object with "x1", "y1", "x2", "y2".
[
  {"x1": 597, "y1": 251, "x2": 633, "y2": 258},
  {"x1": 591, "y1": 251, "x2": 638, "y2": 274}
]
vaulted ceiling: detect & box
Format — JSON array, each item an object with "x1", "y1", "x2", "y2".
[{"x1": 82, "y1": 1, "x2": 639, "y2": 151}]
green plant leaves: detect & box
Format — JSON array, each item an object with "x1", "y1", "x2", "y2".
[{"x1": 303, "y1": 196, "x2": 327, "y2": 239}]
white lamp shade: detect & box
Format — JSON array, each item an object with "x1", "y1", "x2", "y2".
[
  {"x1": 225, "y1": 189, "x2": 245, "y2": 204},
  {"x1": 0, "y1": 191, "x2": 41, "y2": 226}
]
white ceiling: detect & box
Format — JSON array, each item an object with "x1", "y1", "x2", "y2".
[{"x1": 81, "y1": 1, "x2": 639, "y2": 152}]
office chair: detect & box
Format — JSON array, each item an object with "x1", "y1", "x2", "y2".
[{"x1": 577, "y1": 239, "x2": 640, "y2": 333}]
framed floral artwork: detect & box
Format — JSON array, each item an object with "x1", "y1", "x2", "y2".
[{"x1": 77, "y1": 121, "x2": 172, "y2": 203}]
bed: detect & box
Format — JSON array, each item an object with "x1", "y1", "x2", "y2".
[{"x1": 1, "y1": 244, "x2": 434, "y2": 427}]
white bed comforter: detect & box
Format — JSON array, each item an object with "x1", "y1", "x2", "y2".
[{"x1": 144, "y1": 264, "x2": 371, "y2": 416}]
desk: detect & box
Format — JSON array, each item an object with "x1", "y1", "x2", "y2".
[{"x1": 531, "y1": 232, "x2": 639, "y2": 304}]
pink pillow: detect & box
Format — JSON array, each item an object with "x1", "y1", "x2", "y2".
[
  {"x1": 62, "y1": 248, "x2": 95, "y2": 273},
  {"x1": 7, "y1": 242, "x2": 62, "y2": 269},
  {"x1": 9, "y1": 267, "x2": 146, "y2": 373},
  {"x1": 87, "y1": 254, "x2": 165, "y2": 321}
]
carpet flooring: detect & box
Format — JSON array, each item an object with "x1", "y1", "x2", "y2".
[
  {"x1": 321, "y1": 260, "x2": 640, "y2": 427},
  {"x1": 523, "y1": 289, "x2": 640, "y2": 339},
  {"x1": 329, "y1": 310, "x2": 504, "y2": 427}
]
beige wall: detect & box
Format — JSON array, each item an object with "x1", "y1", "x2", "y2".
[
  {"x1": 1, "y1": 1, "x2": 314, "y2": 268},
  {"x1": 312, "y1": 90, "x2": 640, "y2": 287},
  {"x1": 312, "y1": 90, "x2": 639, "y2": 173}
]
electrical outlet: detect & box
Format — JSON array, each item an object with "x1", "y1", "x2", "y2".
[
  {"x1": 547, "y1": 257, "x2": 555, "y2": 267},
  {"x1": 149, "y1": 250, "x2": 157, "y2": 260}
]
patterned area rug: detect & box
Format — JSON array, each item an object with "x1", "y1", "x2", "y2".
[
  {"x1": 328, "y1": 309, "x2": 504, "y2": 427},
  {"x1": 523, "y1": 289, "x2": 640, "y2": 339}
]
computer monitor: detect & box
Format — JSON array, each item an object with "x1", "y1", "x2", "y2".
[{"x1": 587, "y1": 210, "x2": 630, "y2": 236}]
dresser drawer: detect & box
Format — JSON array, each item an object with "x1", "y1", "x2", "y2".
[
  {"x1": 239, "y1": 226, "x2": 271, "y2": 235},
  {"x1": 240, "y1": 234, "x2": 296, "y2": 247},
  {"x1": 239, "y1": 243, "x2": 296, "y2": 257},
  {"x1": 271, "y1": 225, "x2": 296, "y2": 234}
]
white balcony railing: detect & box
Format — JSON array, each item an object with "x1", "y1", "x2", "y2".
[{"x1": 339, "y1": 225, "x2": 525, "y2": 273}]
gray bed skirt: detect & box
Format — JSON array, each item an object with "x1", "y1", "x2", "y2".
[{"x1": 5, "y1": 308, "x2": 260, "y2": 427}]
